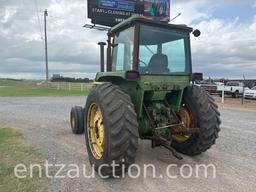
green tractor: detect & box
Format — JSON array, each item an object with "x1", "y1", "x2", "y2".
[{"x1": 70, "y1": 16, "x2": 221, "y2": 176}]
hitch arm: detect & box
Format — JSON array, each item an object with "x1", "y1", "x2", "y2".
[{"x1": 144, "y1": 136, "x2": 183, "y2": 160}]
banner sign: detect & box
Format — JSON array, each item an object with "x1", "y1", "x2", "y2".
[{"x1": 87, "y1": 0, "x2": 170, "y2": 27}]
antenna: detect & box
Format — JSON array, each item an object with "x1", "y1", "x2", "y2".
[
  {"x1": 170, "y1": 13, "x2": 181, "y2": 23},
  {"x1": 83, "y1": 24, "x2": 110, "y2": 31}
]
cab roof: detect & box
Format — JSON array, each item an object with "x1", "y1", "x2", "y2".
[{"x1": 109, "y1": 16, "x2": 193, "y2": 35}]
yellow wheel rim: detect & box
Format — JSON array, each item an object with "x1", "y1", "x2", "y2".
[
  {"x1": 87, "y1": 103, "x2": 105, "y2": 160},
  {"x1": 172, "y1": 104, "x2": 194, "y2": 143}
]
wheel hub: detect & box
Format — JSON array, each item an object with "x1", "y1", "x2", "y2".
[
  {"x1": 87, "y1": 103, "x2": 105, "y2": 159},
  {"x1": 172, "y1": 104, "x2": 194, "y2": 143}
]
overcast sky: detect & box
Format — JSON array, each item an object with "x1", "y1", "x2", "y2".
[{"x1": 0, "y1": 0, "x2": 256, "y2": 79}]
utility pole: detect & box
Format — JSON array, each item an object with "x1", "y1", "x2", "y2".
[{"x1": 44, "y1": 9, "x2": 49, "y2": 82}]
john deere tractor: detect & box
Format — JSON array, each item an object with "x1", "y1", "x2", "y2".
[{"x1": 70, "y1": 16, "x2": 221, "y2": 176}]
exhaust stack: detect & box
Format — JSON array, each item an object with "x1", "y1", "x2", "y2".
[{"x1": 98, "y1": 42, "x2": 106, "y2": 72}]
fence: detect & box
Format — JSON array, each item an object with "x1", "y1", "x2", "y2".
[{"x1": 50, "y1": 82, "x2": 93, "y2": 92}]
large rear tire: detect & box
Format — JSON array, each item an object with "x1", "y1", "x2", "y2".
[
  {"x1": 84, "y1": 83, "x2": 139, "y2": 177},
  {"x1": 171, "y1": 85, "x2": 221, "y2": 155}
]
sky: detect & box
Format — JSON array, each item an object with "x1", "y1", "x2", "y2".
[{"x1": 0, "y1": 0, "x2": 256, "y2": 80}]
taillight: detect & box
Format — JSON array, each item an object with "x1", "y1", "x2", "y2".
[{"x1": 125, "y1": 71, "x2": 140, "y2": 80}]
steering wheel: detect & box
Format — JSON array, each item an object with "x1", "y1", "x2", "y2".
[
  {"x1": 138, "y1": 59, "x2": 147, "y2": 66},
  {"x1": 138, "y1": 59, "x2": 150, "y2": 74}
]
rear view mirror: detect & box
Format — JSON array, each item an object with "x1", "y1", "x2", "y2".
[
  {"x1": 193, "y1": 29, "x2": 201, "y2": 37},
  {"x1": 192, "y1": 73, "x2": 203, "y2": 82}
]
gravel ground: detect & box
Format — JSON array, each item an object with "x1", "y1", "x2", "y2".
[
  {"x1": 0, "y1": 97, "x2": 256, "y2": 192},
  {"x1": 213, "y1": 95, "x2": 256, "y2": 111}
]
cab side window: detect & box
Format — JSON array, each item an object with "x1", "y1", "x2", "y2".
[{"x1": 112, "y1": 27, "x2": 134, "y2": 71}]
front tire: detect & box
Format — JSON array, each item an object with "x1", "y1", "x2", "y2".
[
  {"x1": 171, "y1": 85, "x2": 221, "y2": 155},
  {"x1": 70, "y1": 106, "x2": 84, "y2": 134},
  {"x1": 84, "y1": 83, "x2": 139, "y2": 177}
]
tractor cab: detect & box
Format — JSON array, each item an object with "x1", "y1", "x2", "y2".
[
  {"x1": 103, "y1": 16, "x2": 198, "y2": 76},
  {"x1": 95, "y1": 16, "x2": 201, "y2": 116}
]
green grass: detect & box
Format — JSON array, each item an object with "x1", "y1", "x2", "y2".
[
  {"x1": 0, "y1": 87, "x2": 90, "y2": 97},
  {"x1": 0, "y1": 79, "x2": 91, "y2": 97},
  {"x1": 0, "y1": 79, "x2": 25, "y2": 86},
  {"x1": 0, "y1": 128, "x2": 49, "y2": 192}
]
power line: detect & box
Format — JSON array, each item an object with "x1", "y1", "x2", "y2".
[
  {"x1": 34, "y1": 0, "x2": 43, "y2": 40},
  {"x1": 2, "y1": 7, "x2": 36, "y2": 11}
]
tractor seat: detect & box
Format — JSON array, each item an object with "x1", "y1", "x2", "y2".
[{"x1": 148, "y1": 54, "x2": 169, "y2": 74}]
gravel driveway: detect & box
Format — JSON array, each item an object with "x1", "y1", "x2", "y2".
[{"x1": 0, "y1": 97, "x2": 255, "y2": 192}]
